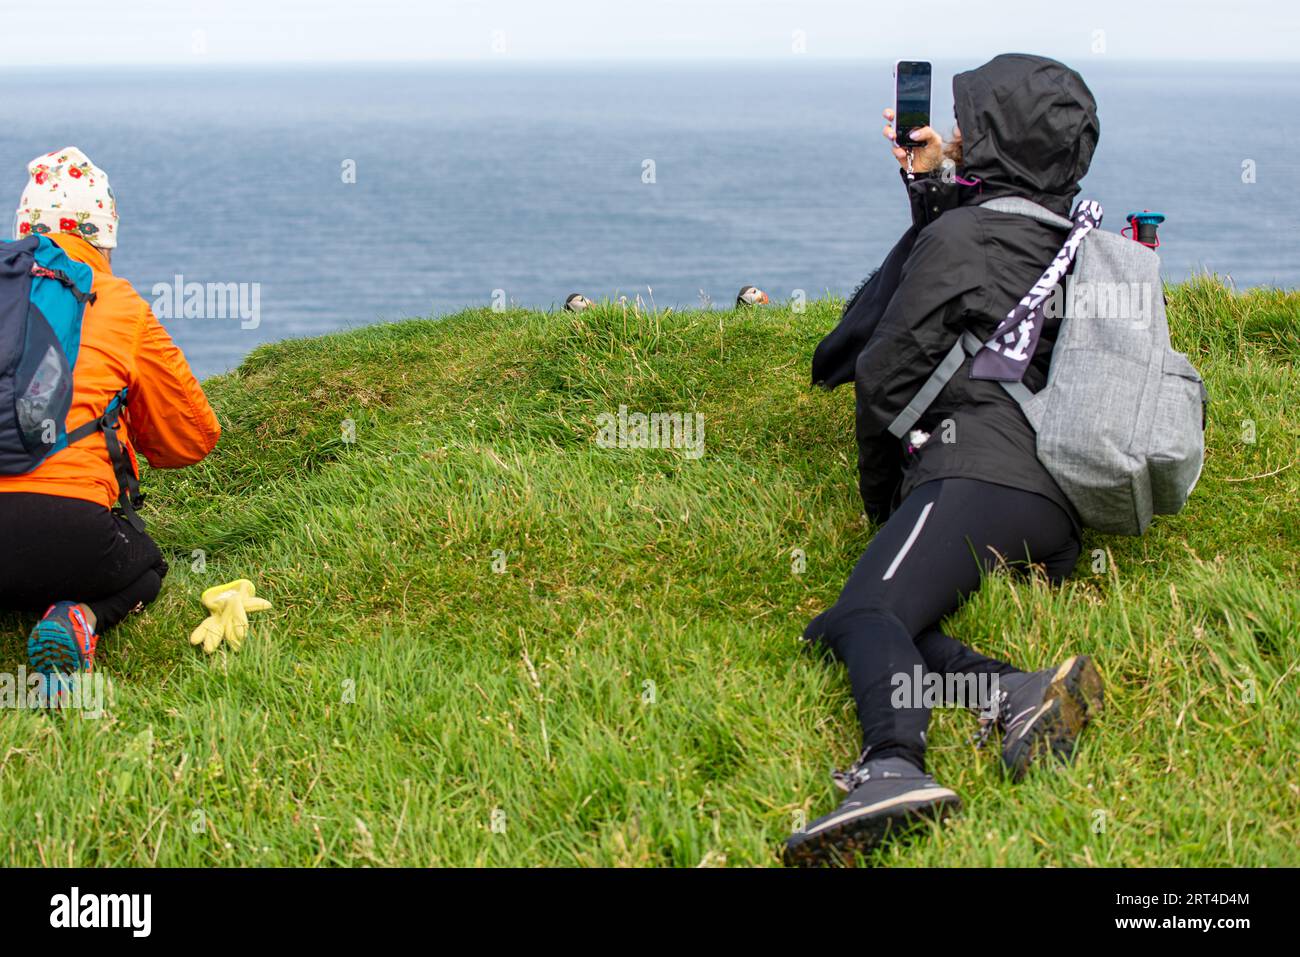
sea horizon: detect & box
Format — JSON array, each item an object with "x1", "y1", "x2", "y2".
[{"x1": 3, "y1": 58, "x2": 1295, "y2": 376}]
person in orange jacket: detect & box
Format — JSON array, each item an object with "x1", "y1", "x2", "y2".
[{"x1": 0, "y1": 147, "x2": 220, "y2": 680}]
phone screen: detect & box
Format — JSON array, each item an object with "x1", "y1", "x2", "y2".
[{"x1": 894, "y1": 61, "x2": 933, "y2": 146}]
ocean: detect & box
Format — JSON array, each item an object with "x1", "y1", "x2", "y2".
[{"x1": 1, "y1": 60, "x2": 1297, "y2": 378}]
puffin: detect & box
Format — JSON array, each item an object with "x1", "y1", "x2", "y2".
[
  {"x1": 565, "y1": 293, "x2": 593, "y2": 313},
  {"x1": 736, "y1": 286, "x2": 770, "y2": 307}
]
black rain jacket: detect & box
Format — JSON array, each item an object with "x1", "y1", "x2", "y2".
[{"x1": 812, "y1": 53, "x2": 1100, "y2": 536}]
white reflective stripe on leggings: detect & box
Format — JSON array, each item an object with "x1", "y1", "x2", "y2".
[{"x1": 881, "y1": 501, "x2": 934, "y2": 581}]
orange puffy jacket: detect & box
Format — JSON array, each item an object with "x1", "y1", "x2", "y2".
[{"x1": 0, "y1": 233, "x2": 220, "y2": 510}]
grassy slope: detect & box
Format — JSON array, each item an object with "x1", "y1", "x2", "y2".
[{"x1": 1, "y1": 279, "x2": 1297, "y2": 867}]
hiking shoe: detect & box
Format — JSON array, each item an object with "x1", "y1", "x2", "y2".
[
  {"x1": 28, "y1": 602, "x2": 98, "y2": 700},
  {"x1": 978, "y1": 655, "x2": 1104, "y2": 780},
  {"x1": 782, "y1": 754, "x2": 961, "y2": 867}
]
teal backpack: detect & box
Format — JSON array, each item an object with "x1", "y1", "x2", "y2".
[{"x1": 0, "y1": 235, "x2": 143, "y2": 529}]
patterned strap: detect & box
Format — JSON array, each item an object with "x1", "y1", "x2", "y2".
[{"x1": 970, "y1": 198, "x2": 1103, "y2": 383}]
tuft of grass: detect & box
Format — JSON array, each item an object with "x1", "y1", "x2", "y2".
[{"x1": 1, "y1": 283, "x2": 1296, "y2": 867}]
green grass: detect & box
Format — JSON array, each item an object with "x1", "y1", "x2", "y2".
[{"x1": 1, "y1": 279, "x2": 1297, "y2": 866}]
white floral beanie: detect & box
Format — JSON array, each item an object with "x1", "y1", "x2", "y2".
[{"x1": 14, "y1": 146, "x2": 118, "y2": 248}]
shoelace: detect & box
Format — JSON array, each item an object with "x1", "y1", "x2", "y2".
[
  {"x1": 973, "y1": 689, "x2": 1039, "y2": 749},
  {"x1": 831, "y1": 747, "x2": 874, "y2": 793},
  {"x1": 972, "y1": 690, "x2": 1005, "y2": 749}
]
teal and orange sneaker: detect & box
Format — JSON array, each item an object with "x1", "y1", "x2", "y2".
[{"x1": 28, "y1": 602, "x2": 99, "y2": 701}]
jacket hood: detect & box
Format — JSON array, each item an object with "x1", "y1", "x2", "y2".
[{"x1": 954, "y1": 54, "x2": 1099, "y2": 216}]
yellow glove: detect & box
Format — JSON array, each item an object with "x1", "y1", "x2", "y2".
[{"x1": 189, "y1": 579, "x2": 272, "y2": 654}]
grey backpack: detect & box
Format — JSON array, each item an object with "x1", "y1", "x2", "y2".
[{"x1": 890, "y1": 196, "x2": 1208, "y2": 535}]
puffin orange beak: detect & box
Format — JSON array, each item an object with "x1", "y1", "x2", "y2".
[{"x1": 759, "y1": 291, "x2": 770, "y2": 304}]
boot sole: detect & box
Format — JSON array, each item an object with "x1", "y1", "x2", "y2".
[
  {"x1": 1004, "y1": 654, "x2": 1104, "y2": 780},
  {"x1": 27, "y1": 620, "x2": 87, "y2": 703},
  {"x1": 782, "y1": 787, "x2": 961, "y2": 868}
]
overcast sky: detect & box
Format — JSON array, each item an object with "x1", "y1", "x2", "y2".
[{"x1": 2, "y1": 0, "x2": 1296, "y2": 65}]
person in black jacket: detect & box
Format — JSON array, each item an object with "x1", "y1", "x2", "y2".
[{"x1": 783, "y1": 54, "x2": 1106, "y2": 867}]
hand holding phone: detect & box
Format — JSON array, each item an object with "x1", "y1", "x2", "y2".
[
  {"x1": 882, "y1": 108, "x2": 944, "y2": 172},
  {"x1": 885, "y1": 61, "x2": 944, "y2": 174},
  {"x1": 893, "y1": 60, "x2": 932, "y2": 145}
]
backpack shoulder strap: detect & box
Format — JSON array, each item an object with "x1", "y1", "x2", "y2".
[
  {"x1": 64, "y1": 388, "x2": 146, "y2": 532},
  {"x1": 100, "y1": 390, "x2": 146, "y2": 532},
  {"x1": 886, "y1": 332, "x2": 1031, "y2": 438}
]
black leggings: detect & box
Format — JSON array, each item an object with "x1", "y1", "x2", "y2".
[
  {"x1": 805, "y1": 478, "x2": 1080, "y2": 770},
  {"x1": 0, "y1": 492, "x2": 168, "y2": 632}
]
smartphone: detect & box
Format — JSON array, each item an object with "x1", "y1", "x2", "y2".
[{"x1": 893, "y1": 60, "x2": 932, "y2": 147}]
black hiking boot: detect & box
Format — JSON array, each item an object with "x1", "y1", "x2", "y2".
[
  {"x1": 976, "y1": 655, "x2": 1105, "y2": 780},
  {"x1": 782, "y1": 754, "x2": 961, "y2": 867}
]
